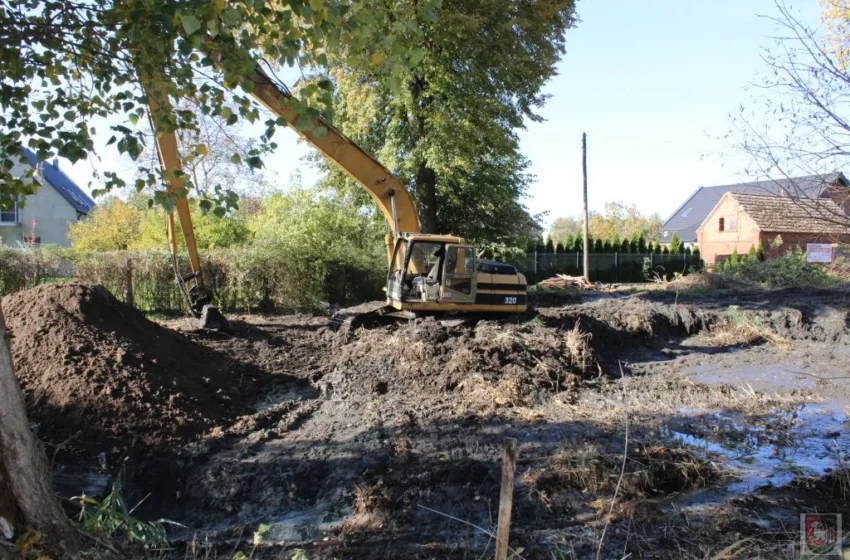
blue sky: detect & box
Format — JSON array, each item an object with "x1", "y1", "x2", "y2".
[{"x1": 63, "y1": 0, "x2": 822, "y2": 229}]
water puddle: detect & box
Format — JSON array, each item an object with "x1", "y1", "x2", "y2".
[{"x1": 662, "y1": 403, "x2": 849, "y2": 493}]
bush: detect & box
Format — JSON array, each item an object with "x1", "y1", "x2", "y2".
[
  {"x1": 717, "y1": 247, "x2": 831, "y2": 288},
  {"x1": 0, "y1": 245, "x2": 384, "y2": 314},
  {"x1": 545, "y1": 236, "x2": 555, "y2": 254},
  {"x1": 0, "y1": 245, "x2": 73, "y2": 294}
]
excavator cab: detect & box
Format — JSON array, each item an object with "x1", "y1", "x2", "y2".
[{"x1": 387, "y1": 235, "x2": 478, "y2": 306}]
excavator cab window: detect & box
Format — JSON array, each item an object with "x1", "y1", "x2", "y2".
[{"x1": 401, "y1": 241, "x2": 445, "y2": 302}]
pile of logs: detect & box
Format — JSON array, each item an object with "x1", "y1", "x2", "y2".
[{"x1": 537, "y1": 274, "x2": 597, "y2": 290}]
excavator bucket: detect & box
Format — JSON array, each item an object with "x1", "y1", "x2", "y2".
[{"x1": 199, "y1": 304, "x2": 227, "y2": 330}]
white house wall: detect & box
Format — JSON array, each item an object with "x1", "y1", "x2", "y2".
[{"x1": 0, "y1": 160, "x2": 83, "y2": 247}]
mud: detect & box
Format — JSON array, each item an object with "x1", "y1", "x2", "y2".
[
  {"x1": 2, "y1": 284, "x2": 275, "y2": 449},
  {"x1": 8, "y1": 283, "x2": 850, "y2": 559}
]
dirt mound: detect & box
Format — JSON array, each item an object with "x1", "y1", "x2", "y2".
[
  {"x1": 2, "y1": 283, "x2": 244, "y2": 447},
  {"x1": 566, "y1": 298, "x2": 716, "y2": 339},
  {"x1": 322, "y1": 317, "x2": 594, "y2": 414},
  {"x1": 664, "y1": 272, "x2": 734, "y2": 291}
]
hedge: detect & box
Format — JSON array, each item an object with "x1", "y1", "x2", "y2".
[{"x1": 0, "y1": 245, "x2": 385, "y2": 314}]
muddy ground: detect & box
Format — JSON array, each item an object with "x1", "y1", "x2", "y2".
[{"x1": 6, "y1": 282, "x2": 850, "y2": 559}]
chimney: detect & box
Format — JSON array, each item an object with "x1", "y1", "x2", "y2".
[
  {"x1": 53, "y1": 157, "x2": 58, "y2": 168},
  {"x1": 780, "y1": 187, "x2": 787, "y2": 197}
]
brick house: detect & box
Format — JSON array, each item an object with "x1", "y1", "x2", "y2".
[
  {"x1": 662, "y1": 173, "x2": 850, "y2": 247},
  {"x1": 696, "y1": 192, "x2": 850, "y2": 264}
]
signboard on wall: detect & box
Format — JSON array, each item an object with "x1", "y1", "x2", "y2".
[{"x1": 807, "y1": 244, "x2": 833, "y2": 263}]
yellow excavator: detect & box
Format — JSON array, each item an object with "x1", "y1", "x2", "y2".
[{"x1": 148, "y1": 63, "x2": 527, "y2": 328}]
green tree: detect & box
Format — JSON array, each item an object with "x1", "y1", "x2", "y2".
[
  {"x1": 747, "y1": 245, "x2": 758, "y2": 262},
  {"x1": 249, "y1": 187, "x2": 384, "y2": 261},
  {"x1": 536, "y1": 235, "x2": 546, "y2": 253},
  {"x1": 0, "y1": 0, "x2": 436, "y2": 212},
  {"x1": 584, "y1": 202, "x2": 664, "y2": 243},
  {"x1": 68, "y1": 198, "x2": 144, "y2": 251},
  {"x1": 669, "y1": 232, "x2": 683, "y2": 255},
  {"x1": 70, "y1": 195, "x2": 251, "y2": 252},
  {"x1": 319, "y1": 0, "x2": 577, "y2": 240},
  {"x1": 661, "y1": 245, "x2": 669, "y2": 255},
  {"x1": 555, "y1": 240, "x2": 566, "y2": 253},
  {"x1": 730, "y1": 248, "x2": 740, "y2": 268},
  {"x1": 564, "y1": 233, "x2": 575, "y2": 252},
  {"x1": 637, "y1": 232, "x2": 647, "y2": 253},
  {"x1": 573, "y1": 235, "x2": 583, "y2": 252},
  {"x1": 620, "y1": 237, "x2": 631, "y2": 253},
  {"x1": 545, "y1": 236, "x2": 555, "y2": 254},
  {"x1": 594, "y1": 238, "x2": 604, "y2": 253},
  {"x1": 603, "y1": 239, "x2": 614, "y2": 253},
  {"x1": 550, "y1": 216, "x2": 581, "y2": 244}
]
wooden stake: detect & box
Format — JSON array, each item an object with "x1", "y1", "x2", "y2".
[
  {"x1": 125, "y1": 257, "x2": 134, "y2": 308},
  {"x1": 495, "y1": 438, "x2": 519, "y2": 560}
]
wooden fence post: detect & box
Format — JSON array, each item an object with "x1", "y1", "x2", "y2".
[
  {"x1": 125, "y1": 258, "x2": 134, "y2": 308},
  {"x1": 533, "y1": 249, "x2": 538, "y2": 281},
  {"x1": 495, "y1": 438, "x2": 519, "y2": 560},
  {"x1": 614, "y1": 252, "x2": 619, "y2": 283}
]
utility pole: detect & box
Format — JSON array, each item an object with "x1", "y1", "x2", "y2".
[{"x1": 582, "y1": 132, "x2": 590, "y2": 281}]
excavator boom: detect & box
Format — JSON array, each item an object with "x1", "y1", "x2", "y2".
[{"x1": 247, "y1": 65, "x2": 419, "y2": 261}]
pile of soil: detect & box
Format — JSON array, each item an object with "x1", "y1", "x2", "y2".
[
  {"x1": 321, "y1": 317, "x2": 594, "y2": 414},
  {"x1": 2, "y1": 283, "x2": 245, "y2": 447}
]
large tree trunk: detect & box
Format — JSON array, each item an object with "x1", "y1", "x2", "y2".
[
  {"x1": 414, "y1": 163, "x2": 439, "y2": 234},
  {"x1": 0, "y1": 301, "x2": 81, "y2": 550}
]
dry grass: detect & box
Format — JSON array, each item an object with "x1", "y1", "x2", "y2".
[
  {"x1": 704, "y1": 305, "x2": 792, "y2": 349},
  {"x1": 344, "y1": 482, "x2": 392, "y2": 531},
  {"x1": 564, "y1": 321, "x2": 593, "y2": 374},
  {"x1": 521, "y1": 442, "x2": 715, "y2": 516},
  {"x1": 664, "y1": 272, "x2": 732, "y2": 292}
]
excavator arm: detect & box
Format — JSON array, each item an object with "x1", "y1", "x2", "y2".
[
  {"x1": 146, "y1": 63, "x2": 422, "y2": 322},
  {"x1": 246, "y1": 64, "x2": 420, "y2": 260},
  {"x1": 147, "y1": 92, "x2": 214, "y2": 320}
]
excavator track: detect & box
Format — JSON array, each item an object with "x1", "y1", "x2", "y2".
[{"x1": 330, "y1": 301, "x2": 398, "y2": 331}]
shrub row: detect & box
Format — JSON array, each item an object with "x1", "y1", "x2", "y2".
[
  {"x1": 716, "y1": 247, "x2": 831, "y2": 288},
  {"x1": 530, "y1": 232, "x2": 696, "y2": 256},
  {"x1": 0, "y1": 245, "x2": 385, "y2": 314}
]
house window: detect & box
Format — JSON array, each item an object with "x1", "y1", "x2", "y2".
[
  {"x1": 0, "y1": 199, "x2": 18, "y2": 225},
  {"x1": 718, "y1": 217, "x2": 725, "y2": 232},
  {"x1": 728, "y1": 217, "x2": 738, "y2": 232},
  {"x1": 681, "y1": 207, "x2": 693, "y2": 218}
]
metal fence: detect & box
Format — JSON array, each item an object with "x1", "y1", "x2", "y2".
[{"x1": 520, "y1": 252, "x2": 702, "y2": 284}]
